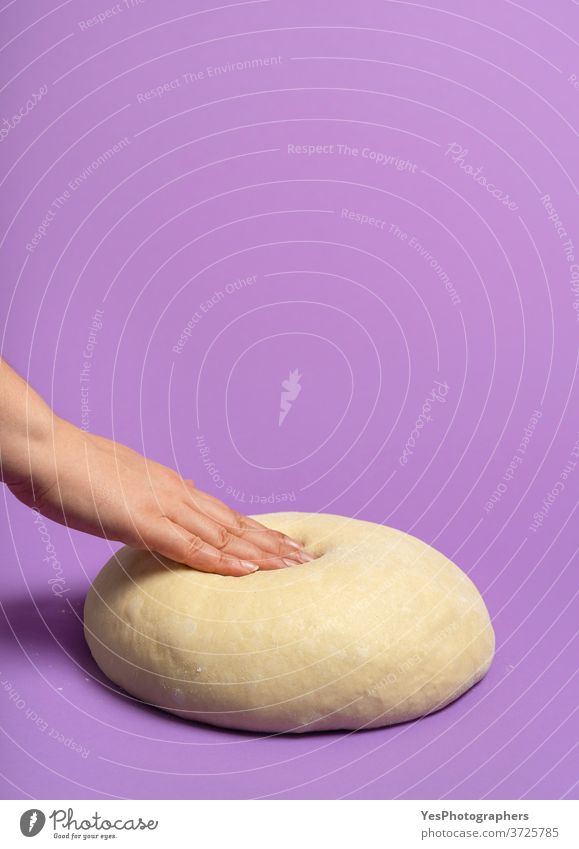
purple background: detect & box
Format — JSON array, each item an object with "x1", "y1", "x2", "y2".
[{"x1": 1, "y1": 0, "x2": 578, "y2": 800}]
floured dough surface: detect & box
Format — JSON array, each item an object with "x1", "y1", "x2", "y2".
[{"x1": 84, "y1": 512, "x2": 494, "y2": 732}]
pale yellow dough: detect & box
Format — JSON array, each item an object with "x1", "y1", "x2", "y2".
[{"x1": 84, "y1": 512, "x2": 495, "y2": 732}]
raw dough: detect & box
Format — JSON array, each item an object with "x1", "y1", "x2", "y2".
[{"x1": 84, "y1": 512, "x2": 494, "y2": 733}]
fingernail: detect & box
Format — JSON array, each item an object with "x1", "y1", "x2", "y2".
[
  {"x1": 285, "y1": 537, "x2": 303, "y2": 550},
  {"x1": 282, "y1": 558, "x2": 298, "y2": 568},
  {"x1": 299, "y1": 551, "x2": 315, "y2": 563},
  {"x1": 240, "y1": 561, "x2": 259, "y2": 573}
]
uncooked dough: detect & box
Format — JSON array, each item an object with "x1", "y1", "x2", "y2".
[{"x1": 84, "y1": 512, "x2": 494, "y2": 733}]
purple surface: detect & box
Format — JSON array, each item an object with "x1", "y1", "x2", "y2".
[{"x1": 0, "y1": 0, "x2": 578, "y2": 800}]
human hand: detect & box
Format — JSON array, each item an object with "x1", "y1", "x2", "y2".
[{"x1": 7, "y1": 416, "x2": 312, "y2": 577}]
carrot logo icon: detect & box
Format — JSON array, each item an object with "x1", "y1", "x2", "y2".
[
  {"x1": 278, "y1": 369, "x2": 302, "y2": 426},
  {"x1": 19, "y1": 809, "x2": 45, "y2": 836}
]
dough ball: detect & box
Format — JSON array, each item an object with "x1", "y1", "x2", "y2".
[{"x1": 84, "y1": 512, "x2": 494, "y2": 733}]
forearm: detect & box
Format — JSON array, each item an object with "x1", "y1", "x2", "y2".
[
  {"x1": 0, "y1": 357, "x2": 59, "y2": 488},
  {"x1": 0, "y1": 360, "x2": 308, "y2": 574}
]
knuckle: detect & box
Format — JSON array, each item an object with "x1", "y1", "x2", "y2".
[
  {"x1": 188, "y1": 492, "x2": 203, "y2": 511},
  {"x1": 214, "y1": 526, "x2": 231, "y2": 550},
  {"x1": 270, "y1": 531, "x2": 287, "y2": 551},
  {"x1": 203, "y1": 549, "x2": 233, "y2": 575},
  {"x1": 229, "y1": 511, "x2": 244, "y2": 532},
  {"x1": 229, "y1": 510, "x2": 249, "y2": 535},
  {"x1": 217, "y1": 552, "x2": 235, "y2": 571},
  {"x1": 141, "y1": 523, "x2": 159, "y2": 544},
  {"x1": 185, "y1": 535, "x2": 204, "y2": 558}
]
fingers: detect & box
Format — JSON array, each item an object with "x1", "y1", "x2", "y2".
[
  {"x1": 169, "y1": 503, "x2": 297, "y2": 571},
  {"x1": 186, "y1": 486, "x2": 313, "y2": 563},
  {"x1": 143, "y1": 518, "x2": 260, "y2": 577}
]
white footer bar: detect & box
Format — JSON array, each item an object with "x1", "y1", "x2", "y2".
[{"x1": 0, "y1": 799, "x2": 576, "y2": 848}]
